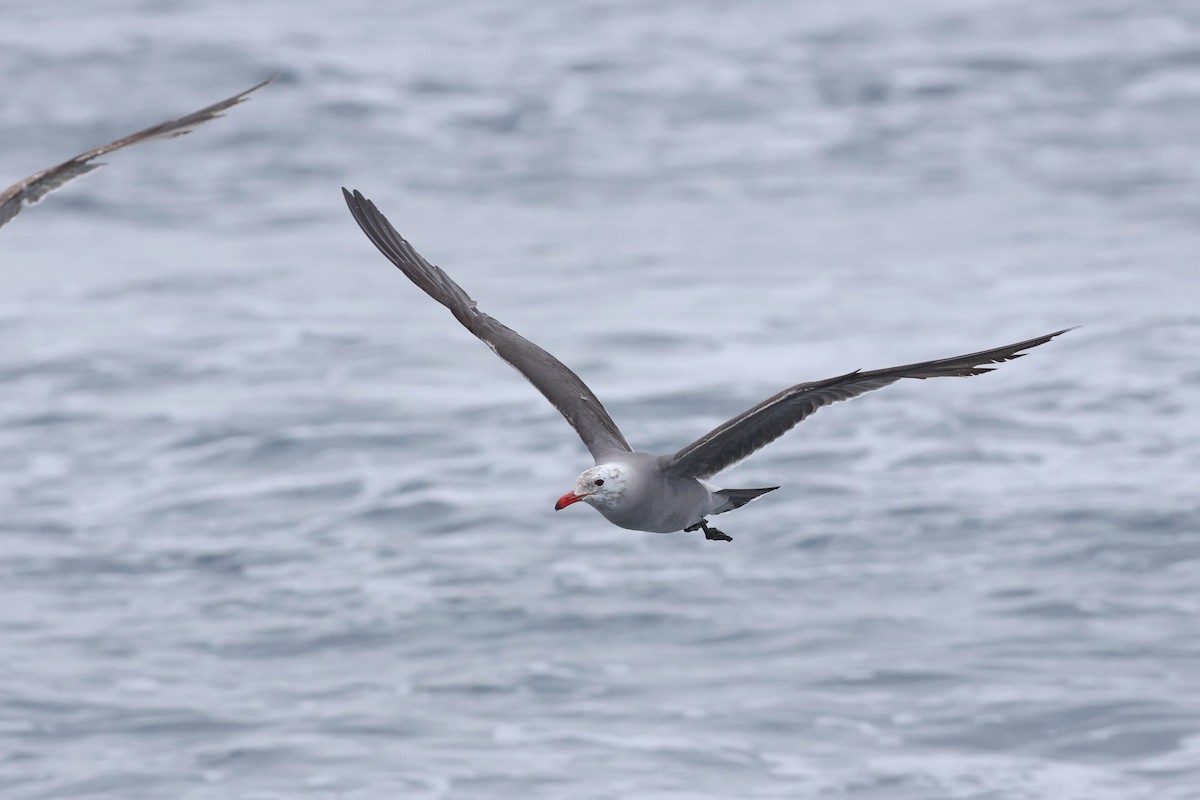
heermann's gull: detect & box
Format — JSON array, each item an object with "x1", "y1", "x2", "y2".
[
  {"x1": 0, "y1": 78, "x2": 272, "y2": 231},
  {"x1": 343, "y1": 188, "x2": 1069, "y2": 541}
]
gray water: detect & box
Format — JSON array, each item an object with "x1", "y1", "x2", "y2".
[{"x1": 2, "y1": 1, "x2": 1199, "y2": 798}]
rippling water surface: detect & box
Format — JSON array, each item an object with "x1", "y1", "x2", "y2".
[{"x1": 2, "y1": 2, "x2": 1199, "y2": 798}]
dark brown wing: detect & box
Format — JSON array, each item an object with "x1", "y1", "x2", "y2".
[
  {"x1": 342, "y1": 188, "x2": 633, "y2": 460},
  {"x1": 664, "y1": 329, "x2": 1072, "y2": 479},
  {"x1": 0, "y1": 77, "x2": 272, "y2": 230}
]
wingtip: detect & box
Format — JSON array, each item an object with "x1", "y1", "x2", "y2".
[
  {"x1": 342, "y1": 187, "x2": 373, "y2": 216},
  {"x1": 1026, "y1": 326, "x2": 1077, "y2": 351},
  {"x1": 236, "y1": 75, "x2": 277, "y2": 98},
  {"x1": 1039, "y1": 326, "x2": 1078, "y2": 342}
]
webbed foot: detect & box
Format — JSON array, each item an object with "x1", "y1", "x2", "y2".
[
  {"x1": 703, "y1": 525, "x2": 732, "y2": 542},
  {"x1": 684, "y1": 519, "x2": 733, "y2": 542}
]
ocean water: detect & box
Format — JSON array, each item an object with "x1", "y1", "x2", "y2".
[{"x1": 2, "y1": 1, "x2": 1199, "y2": 798}]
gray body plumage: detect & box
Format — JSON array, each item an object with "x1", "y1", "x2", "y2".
[
  {"x1": 342, "y1": 187, "x2": 1069, "y2": 538},
  {"x1": 589, "y1": 452, "x2": 717, "y2": 533}
]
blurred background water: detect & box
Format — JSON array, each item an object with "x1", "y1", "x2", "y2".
[{"x1": 2, "y1": 1, "x2": 1199, "y2": 798}]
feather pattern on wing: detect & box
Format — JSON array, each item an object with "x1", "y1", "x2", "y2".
[
  {"x1": 0, "y1": 77, "x2": 272, "y2": 230},
  {"x1": 664, "y1": 328, "x2": 1072, "y2": 479},
  {"x1": 342, "y1": 188, "x2": 633, "y2": 460}
]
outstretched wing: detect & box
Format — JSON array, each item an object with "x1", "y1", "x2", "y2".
[
  {"x1": 664, "y1": 329, "x2": 1071, "y2": 479},
  {"x1": 0, "y1": 77, "x2": 272, "y2": 230},
  {"x1": 342, "y1": 188, "x2": 633, "y2": 460}
]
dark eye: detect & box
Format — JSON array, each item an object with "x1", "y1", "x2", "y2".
[{"x1": 594, "y1": 479, "x2": 604, "y2": 486}]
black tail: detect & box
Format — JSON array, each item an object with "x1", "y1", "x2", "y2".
[{"x1": 714, "y1": 486, "x2": 779, "y2": 512}]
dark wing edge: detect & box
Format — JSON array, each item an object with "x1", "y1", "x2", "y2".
[
  {"x1": 664, "y1": 328, "x2": 1074, "y2": 480},
  {"x1": 341, "y1": 187, "x2": 633, "y2": 460},
  {"x1": 0, "y1": 76, "x2": 274, "y2": 230}
]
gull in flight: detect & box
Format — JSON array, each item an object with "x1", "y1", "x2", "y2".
[
  {"x1": 1, "y1": 78, "x2": 272, "y2": 231},
  {"x1": 343, "y1": 188, "x2": 1069, "y2": 541}
]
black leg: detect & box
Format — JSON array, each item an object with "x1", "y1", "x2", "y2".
[{"x1": 684, "y1": 518, "x2": 732, "y2": 542}]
